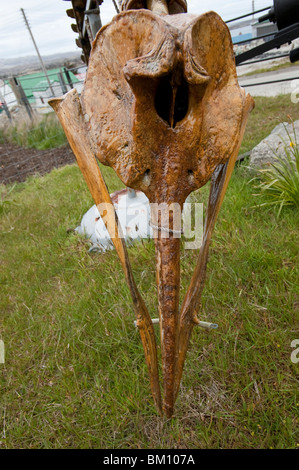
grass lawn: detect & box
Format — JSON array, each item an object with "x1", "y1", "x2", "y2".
[
  {"x1": 0, "y1": 95, "x2": 298, "y2": 449},
  {"x1": 240, "y1": 94, "x2": 299, "y2": 154}
]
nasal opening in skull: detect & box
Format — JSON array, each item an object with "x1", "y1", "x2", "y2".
[
  {"x1": 155, "y1": 75, "x2": 172, "y2": 126},
  {"x1": 155, "y1": 74, "x2": 189, "y2": 128}
]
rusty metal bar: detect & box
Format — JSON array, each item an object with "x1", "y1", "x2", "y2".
[{"x1": 134, "y1": 319, "x2": 218, "y2": 329}]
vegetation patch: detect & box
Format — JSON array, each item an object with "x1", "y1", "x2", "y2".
[{"x1": 0, "y1": 113, "x2": 67, "y2": 150}]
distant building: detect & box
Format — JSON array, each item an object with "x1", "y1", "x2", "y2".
[
  {"x1": 6, "y1": 68, "x2": 84, "y2": 112},
  {"x1": 252, "y1": 21, "x2": 278, "y2": 42},
  {"x1": 75, "y1": 65, "x2": 87, "y2": 82},
  {"x1": 32, "y1": 79, "x2": 64, "y2": 106},
  {"x1": 232, "y1": 32, "x2": 252, "y2": 44},
  {"x1": 0, "y1": 80, "x2": 16, "y2": 110},
  {"x1": 229, "y1": 16, "x2": 279, "y2": 48}
]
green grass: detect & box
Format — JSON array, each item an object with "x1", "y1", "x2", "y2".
[
  {"x1": 240, "y1": 95, "x2": 299, "y2": 154},
  {"x1": 253, "y1": 122, "x2": 299, "y2": 215},
  {"x1": 0, "y1": 113, "x2": 67, "y2": 150},
  {"x1": 0, "y1": 95, "x2": 298, "y2": 449},
  {"x1": 1, "y1": 165, "x2": 298, "y2": 449}
]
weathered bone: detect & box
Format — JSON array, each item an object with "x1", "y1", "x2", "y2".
[
  {"x1": 49, "y1": 90, "x2": 162, "y2": 415},
  {"x1": 50, "y1": 7, "x2": 254, "y2": 417}
]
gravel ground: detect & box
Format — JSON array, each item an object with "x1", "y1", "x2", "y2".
[{"x1": 0, "y1": 142, "x2": 75, "y2": 184}]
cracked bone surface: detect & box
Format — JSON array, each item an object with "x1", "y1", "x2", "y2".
[{"x1": 50, "y1": 7, "x2": 254, "y2": 417}]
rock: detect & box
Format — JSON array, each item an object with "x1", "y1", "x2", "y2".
[{"x1": 249, "y1": 120, "x2": 299, "y2": 168}]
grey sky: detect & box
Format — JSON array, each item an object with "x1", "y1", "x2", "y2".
[{"x1": 0, "y1": 0, "x2": 272, "y2": 59}]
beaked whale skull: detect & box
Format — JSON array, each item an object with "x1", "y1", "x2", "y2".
[{"x1": 49, "y1": 7, "x2": 254, "y2": 417}]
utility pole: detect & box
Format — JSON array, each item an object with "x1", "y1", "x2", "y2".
[
  {"x1": 252, "y1": 0, "x2": 255, "y2": 20},
  {"x1": 20, "y1": 8, "x2": 55, "y2": 96},
  {"x1": 112, "y1": 0, "x2": 120, "y2": 13}
]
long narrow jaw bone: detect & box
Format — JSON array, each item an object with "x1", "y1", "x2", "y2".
[{"x1": 49, "y1": 9, "x2": 254, "y2": 418}]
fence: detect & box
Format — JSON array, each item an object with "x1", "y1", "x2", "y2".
[{"x1": 0, "y1": 65, "x2": 85, "y2": 121}]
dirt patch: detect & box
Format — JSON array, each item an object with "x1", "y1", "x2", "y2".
[{"x1": 0, "y1": 143, "x2": 75, "y2": 184}]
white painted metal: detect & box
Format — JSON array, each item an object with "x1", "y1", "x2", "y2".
[{"x1": 75, "y1": 189, "x2": 152, "y2": 251}]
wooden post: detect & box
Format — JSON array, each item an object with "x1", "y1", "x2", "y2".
[
  {"x1": 58, "y1": 69, "x2": 68, "y2": 94},
  {"x1": 8, "y1": 77, "x2": 33, "y2": 121},
  {"x1": 63, "y1": 68, "x2": 74, "y2": 89}
]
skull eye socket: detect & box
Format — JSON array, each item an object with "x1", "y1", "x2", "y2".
[{"x1": 155, "y1": 74, "x2": 189, "y2": 128}]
